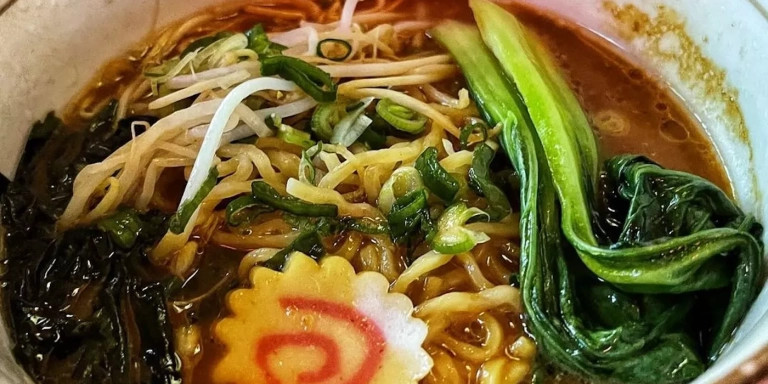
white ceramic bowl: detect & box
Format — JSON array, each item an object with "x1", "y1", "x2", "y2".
[{"x1": 1, "y1": 0, "x2": 767, "y2": 382}]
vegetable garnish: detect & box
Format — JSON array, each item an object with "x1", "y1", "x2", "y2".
[
  {"x1": 375, "y1": 98, "x2": 428, "y2": 134},
  {"x1": 173, "y1": 77, "x2": 299, "y2": 235},
  {"x1": 378, "y1": 166, "x2": 425, "y2": 215},
  {"x1": 212, "y1": 253, "x2": 432, "y2": 384},
  {"x1": 415, "y1": 147, "x2": 460, "y2": 203},
  {"x1": 317, "y1": 38, "x2": 353, "y2": 61},
  {"x1": 225, "y1": 195, "x2": 274, "y2": 227},
  {"x1": 468, "y1": 143, "x2": 512, "y2": 221},
  {"x1": 96, "y1": 208, "x2": 145, "y2": 248},
  {"x1": 245, "y1": 23, "x2": 287, "y2": 58},
  {"x1": 250, "y1": 181, "x2": 338, "y2": 217},
  {"x1": 260, "y1": 56, "x2": 338, "y2": 102},
  {"x1": 387, "y1": 189, "x2": 436, "y2": 247},
  {"x1": 311, "y1": 102, "x2": 345, "y2": 141},
  {"x1": 331, "y1": 97, "x2": 375, "y2": 147},
  {"x1": 169, "y1": 167, "x2": 218, "y2": 234},
  {"x1": 459, "y1": 121, "x2": 488, "y2": 149},
  {"x1": 434, "y1": 0, "x2": 764, "y2": 382},
  {"x1": 277, "y1": 124, "x2": 315, "y2": 149},
  {"x1": 431, "y1": 203, "x2": 490, "y2": 254}
]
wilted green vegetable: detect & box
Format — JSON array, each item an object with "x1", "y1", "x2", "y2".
[
  {"x1": 387, "y1": 189, "x2": 435, "y2": 247},
  {"x1": 251, "y1": 181, "x2": 337, "y2": 217},
  {"x1": 225, "y1": 195, "x2": 274, "y2": 226},
  {"x1": 378, "y1": 166, "x2": 424, "y2": 215},
  {"x1": 434, "y1": 1, "x2": 764, "y2": 382},
  {"x1": 431, "y1": 203, "x2": 489, "y2": 254},
  {"x1": 96, "y1": 208, "x2": 144, "y2": 248},
  {"x1": 415, "y1": 147, "x2": 460, "y2": 203},
  {"x1": 169, "y1": 167, "x2": 218, "y2": 234},
  {"x1": 260, "y1": 56, "x2": 337, "y2": 102},
  {"x1": 311, "y1": 102, "x2": 345, "y2": 141},
  {"x1": 375, "y1": 98, "x2": 428, "y2": 134},
  {"x1": 263, "y1": 231, "x2": 326, "y2": 271},
  {"x1": 468, "y1": 143, "x2": 512, "y2": 221},
  {"x1": 330, "y1": 97, "x2": 375, "y2": 146},
  {"x1": 245, "y1": 24, "x2": 287, "y2": 58},
  {"x1": 277, "y1": 124, "x2": 315, "y2": 149}
]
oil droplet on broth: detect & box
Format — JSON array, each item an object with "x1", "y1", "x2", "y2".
[
  {"x1": 593, "y1": 110, "x2": 630, "y2": 137},
  {"x1": 659, "y1": 119, "x2": 690, "y2": 142}
]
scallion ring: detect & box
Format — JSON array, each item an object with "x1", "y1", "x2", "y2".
[
  {"x1": 375, "y1": 98, "x2": 428, "y2": 134},
  {"x1": 316, "y1": 39, "x2": 353, "y2": 62}
]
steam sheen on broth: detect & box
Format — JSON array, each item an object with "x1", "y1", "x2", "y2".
[{"x1": 0, "y1": 1, "x2": 761, "y2": 384}]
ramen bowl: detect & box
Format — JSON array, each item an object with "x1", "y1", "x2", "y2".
[{"x1": 0, "y1": 0, "x2": 766, "y2": 383}]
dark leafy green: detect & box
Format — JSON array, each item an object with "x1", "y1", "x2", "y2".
[
  {"x1": 97, "y1": 208, "x2": 144, "y2": 249},
  {"x1": 250, "y1": 181, "x2": 337, "y2": 217},
  {"x1": 434, "y1": 6, "x2": 763, "y2": 384},
  {"x1": 468, "y1": 143, "x2": 512, "y2": 221},
  {"x1": 284, "y1": 214, "x2": 389, "y2": 237},
  {"x1": 415, "y1": 147, "x2": 459, "y2": 202},
  {"x1": 459, "y1": 121, "x2": 488, "y2": 150},
  {"x1": 225, "y1": 195, "x2": 274, "y2": 226},
  {"x1": 260, "y1": 56, "x2": 337, "y2": 102},
  {"x1": 262, "y1": 231, "x2": 325, "y2": 270},
  {"x1": 1, "y1": 109, "x2": 180, "y2": 383}
]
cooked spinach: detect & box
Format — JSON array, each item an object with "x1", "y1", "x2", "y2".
[
  {"x1": 1, "y1": 108, "x2": 180, "y2": 383},
  {"x1": 262, "y1": 231, "x2": 325, "y2": 271},
  {"x1": 434, "y1": 5, "x2": 764, "y2": 383}
]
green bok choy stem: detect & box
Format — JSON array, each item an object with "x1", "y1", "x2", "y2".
[{"x1": 433, "y1": 1, "x2": 763, "y2": 382}]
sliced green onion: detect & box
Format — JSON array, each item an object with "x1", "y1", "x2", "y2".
[
  {"x1": 415, "y1": 147, "x2": 460, "y2": 202},
  {"x1": 170, "y1": 167, "x2": 218, "y2": 234},
  {"x1": 311, "y1": 102, "x2": 345, "y2": 141},
  {"x1": 251, "y1": 181, "x2": 337, "y2": 217},
  {"x1": 245, "y1": 24, "x2": 287, "y2": 58},
  {"x1": 378, "y1": 166, "x2": 424, "y2": 215},
  {"x1": 331, "y1": 97, "x2": 374, "y2": 147},
  {"x1": 193, "y1": 33, "x2": 249, "y2": 70},
  {"x1": 263, "y1": 231, "x2": 325, "y2": 271},
  {"x1": 468, "y1": 143, "x2": 511, "y2": 221},
  {"x1": 265, "y1": 113, "x2": 282, "y2": 129},
  {"x1": 225, "y1": 195, "x2": 274, "y2": 226},
  {"x1": 357, "y1": 121, "x2": 387, "y2": 149},
  {"x1": 341, "y1": 217, "x2": 390, "y2": 235},
  {"x1": 299, "y1": 144, "x2": 322, "y2": 185},
  {"x1": 375, "y1": 98, "x2": 428, "y2": 134},
  {"x1": 181, "y1": 31, "x2": 235, "y2": 58},
  {"x1": 96, "y1": 208, "x2": 143, "y2": 249},
  {"x1": 260, "y1": 56, "x2": 337, "y2": 102},
  {"x1": 316, "y1": 38, "x2": 353, "y2": 61},
  {"x1": 430, "y1": 203, "x2": 490, "y2": 254},
  {"x1": 388, "y1": 189, "x2": 435, "y2": 245},
  {"x1": 277, "y1": 124, "x2": 315, "y2": 149},
  {"x1": 460, "y1": 121, "x2": 489, "y2": 149}
]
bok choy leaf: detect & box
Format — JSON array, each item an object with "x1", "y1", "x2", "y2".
[{"x1": 433, "y1": 2, "x2": 764, "y2": 383}]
